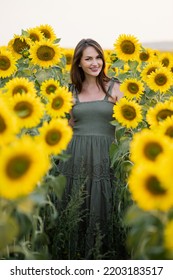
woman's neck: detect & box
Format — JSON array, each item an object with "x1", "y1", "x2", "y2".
[{"x1": 82, "y1": 77, "x2": 99, "y2": 91}]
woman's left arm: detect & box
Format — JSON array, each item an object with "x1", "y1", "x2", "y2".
[{"x1": 111, "y1": 81, "x2": 124, "y2": 102}]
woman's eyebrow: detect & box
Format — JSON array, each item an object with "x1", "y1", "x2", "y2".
[{"x1": 84, "y1": 55, "x2": 100, "y2": 58}]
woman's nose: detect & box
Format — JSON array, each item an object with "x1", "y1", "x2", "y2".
[{"x1": 91, "y1": 59, "x2": 98, "y2": 65}]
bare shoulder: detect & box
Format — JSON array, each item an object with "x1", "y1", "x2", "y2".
[{"x1": 111, "y1": 78, "x2": 124, "y2": 102}]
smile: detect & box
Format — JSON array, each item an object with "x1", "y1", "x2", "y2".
[{"x1": 90, "y1": 68, "x2": 99, "y2": 71}]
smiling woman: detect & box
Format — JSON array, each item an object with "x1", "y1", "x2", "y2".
[{"x1": 55, "y1": 38, "x2": 124, "y2": 259}]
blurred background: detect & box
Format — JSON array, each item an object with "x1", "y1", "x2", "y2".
[{"x1": 0, "y1": 0, "x2": 173, "y2": 51}]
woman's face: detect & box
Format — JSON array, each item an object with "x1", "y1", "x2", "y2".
[{"x1": 79, "y1": 46, "x2": 103, "y2": 77}]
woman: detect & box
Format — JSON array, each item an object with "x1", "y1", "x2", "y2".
[{"x1": 58, "y1": 39, "x2": 123, "y2": 259}]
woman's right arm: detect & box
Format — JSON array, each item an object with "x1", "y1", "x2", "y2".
[
  {"x1": 68, "y1": 84, "x2": 76, "y2": 127},
  {"x1": 68, "y1": 110, "x2": 74, "y2": 127}
]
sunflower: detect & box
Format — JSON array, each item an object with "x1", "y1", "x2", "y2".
[
  {"x1": 112, "y1": 98, "x2": 143, "y2": 128},
  {"x1": 40, "y1": 79, "x2": 60, "y2": 98},
  {"x1": 103, "y1": 49, "x2": 112, "y2": 62},
  {"x1": 158, "y1": 146, "x2": 173, "y2": 189},
  {"x1": 106, "y1": 64, "x2": 119, "y2": 76},
  {"x1": 130, "y1": 128, "x2": 170, "y2": 164},
  {"x1": 29, "y1": 39, "x2": 62, "y2": 68},
  {"x1": 123, "y1": 63, "x2": 130, "y2": 72},
  {"x1": 145, "y1": 67, "x2": 173, "y2": 93},
  {"x1": 0, "y1": 99, "x2": 18, "y2": 146},
  {"x1": 37, "y1": 24, "x2": 57, "y2": 42},
  {"x1": 61, "y1": 48, "x2": 74, "y2": 71},
  {"x1": 46, "y1": 87, "x2": 73, "y2": 118},
  {"x1": 36, "y1": 118, "x2": 73, "y2": 155},
  {"x1": 120, "y1": 78, "x2": 144, "y2": 100},
  {"x1": 0, "y1": 135, "x2": 50, "y2": 199},
  {"x1": 146, "y1": 101, "x2": 173, "y2": 128},
  {"x1": 109, "y1": 63, "x2": 130, "y2": 75},
  {"x1": 164, "y1": 220, "x2": 173, "y2": 251},
  {"x1": 0, "y1": 47, "x2": 17, "y2": 78},
  {"x1": 4, "y1": 77, "x2": 37, "y2": 97},
  {"x1": 158, "y1": 52, "x2": 173, "y2": 68},
  {"x1": 128, "y1": 163, "x2": 173, "y2": 211},
  {"x1": 158, "y1": 116, "x2": 173, "y2": 140},
  {"x1": 140, "y1": 61, "x2": 163, "y2": 83},
  {"x1": 104, "y1": 62, "x2": 111, "y2": 75},
  {"x1": 8, "y1": 35, "x2": 31, "y2": 60},
  {"x1": 137, "y1": 47, "x2": 155, "y2": 63},
  {"x1": 106, "y1": 50, "x2": 119, "y2": 64},
  {"x1": 114, "y1": 34, "x2": 141, "y2": 61},
  {"x1": 26, "y1": 27, "x2": 44, "y2": 42},
  {"x1": 169, "y1": 61, "x2": 173, "y2": 74},
  {"x1": 8, "y1": 93, "x2": 45, "y2": 129}
]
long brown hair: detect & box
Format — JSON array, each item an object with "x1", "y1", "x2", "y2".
[{"x1": 70, "y1": 39, "x2": 110, "y2": 94}]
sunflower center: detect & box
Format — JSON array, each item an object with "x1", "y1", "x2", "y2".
[
  {"x1": 147, "y1": 67, "x2": 157, "y2": 76},
  {"x1": 46, "y1": 85, "x2": 57, "y2": 94},
  {"x1": 157, "y1": 109, "x2": 173, "y2": 121},
  {"x1": 0, "y1": 115, "x2": 7, "y2": 132},
  {"x1": 45, "y1": 129, "x2": 61, "y2": 146},
  {"x1": 52, "y1": 97, "x2": 64, "y2": 109},
  {"x1": 120, "y1": 40, "x2": 135, "y2": 54},
  {"x1": 66, "y1": 54, "x2": 72, "y2": 65},
  {"x1": 146, "y1": 176, "x2": 166, "y2": 195},
  {"x1": 121, "y1": 105, "x2": 136, "y2": 120},
  {"x1": 165, "y1": 126, "x2": 173, "y2": 138},
  {"x1": 14, "y1": 101, "x2": 33, "y2": 118},
  {"x1": 144, "y1": 142, "x2": 163, "y2": 161},
  {"x1": 140, "y1": 52, "x2": 149, "y2": 61},
  {"x1": 127, "y1": 83, "x2": 139, "y2": 94},
  {"x1": 30, "y1": 33, "x2": 39, "y2": 42},
  {"x1": 6, "y1": 155, "x2": 31, "y2": 179},
  {"x1": 13, "y1": 85, "x2": 28, "y2": 95},
  {"x1": 41, "y1": 29, "x2": 51, "y2": 39},
  {"x1": 13, "y1": 38, "x2": 30, "y2": 54},
  {"x1": 155, "y1": 74, "x2": 167, "y2": 86},
  {"x1": 37, "y1": 45, "x2": 55, "y2": 61},
  {"x1": 0, "y1": 56, "x2": 11, "y2": 70},
  {"x1": 162, "y1": 58, "x2": 169, "y2": 67}
]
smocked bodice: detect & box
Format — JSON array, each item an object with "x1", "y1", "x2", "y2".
[{"x1": 72, "y1": 100, "x2": 115, "y2": 137}]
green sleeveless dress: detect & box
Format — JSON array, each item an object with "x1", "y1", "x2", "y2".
[{"x1": 58, "y1": 78, "x2": 116, "y2": 258}]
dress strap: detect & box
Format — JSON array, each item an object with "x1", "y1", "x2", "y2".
[
  {"x1": 107, "y1": 77, "x2": 120, "y2": 96},
  {"x1": 103, "y1": 78, "x2": 114, "y2": 101}
]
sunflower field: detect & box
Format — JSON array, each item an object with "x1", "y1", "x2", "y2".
[{"x1": 0, "y1": 24, "x2": 173, "y2": 260}]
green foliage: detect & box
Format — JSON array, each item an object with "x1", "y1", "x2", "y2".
[
  {"x1": 48, "y1": 183, "x2": 88, "y2": 259},
  {"x1": 0, "y1": 214, "x2": 19, "y2": 252},
  {"x1": 125, "y1": 205, "x2": 170, "y2": 259},
  {"x1": 109, "y1": 123, "x2": 134, "y2": 260}
]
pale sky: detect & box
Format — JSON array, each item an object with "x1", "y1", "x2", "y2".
[{"x1": 0, "y1": 0, "x2": 173, "y2": 49}]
